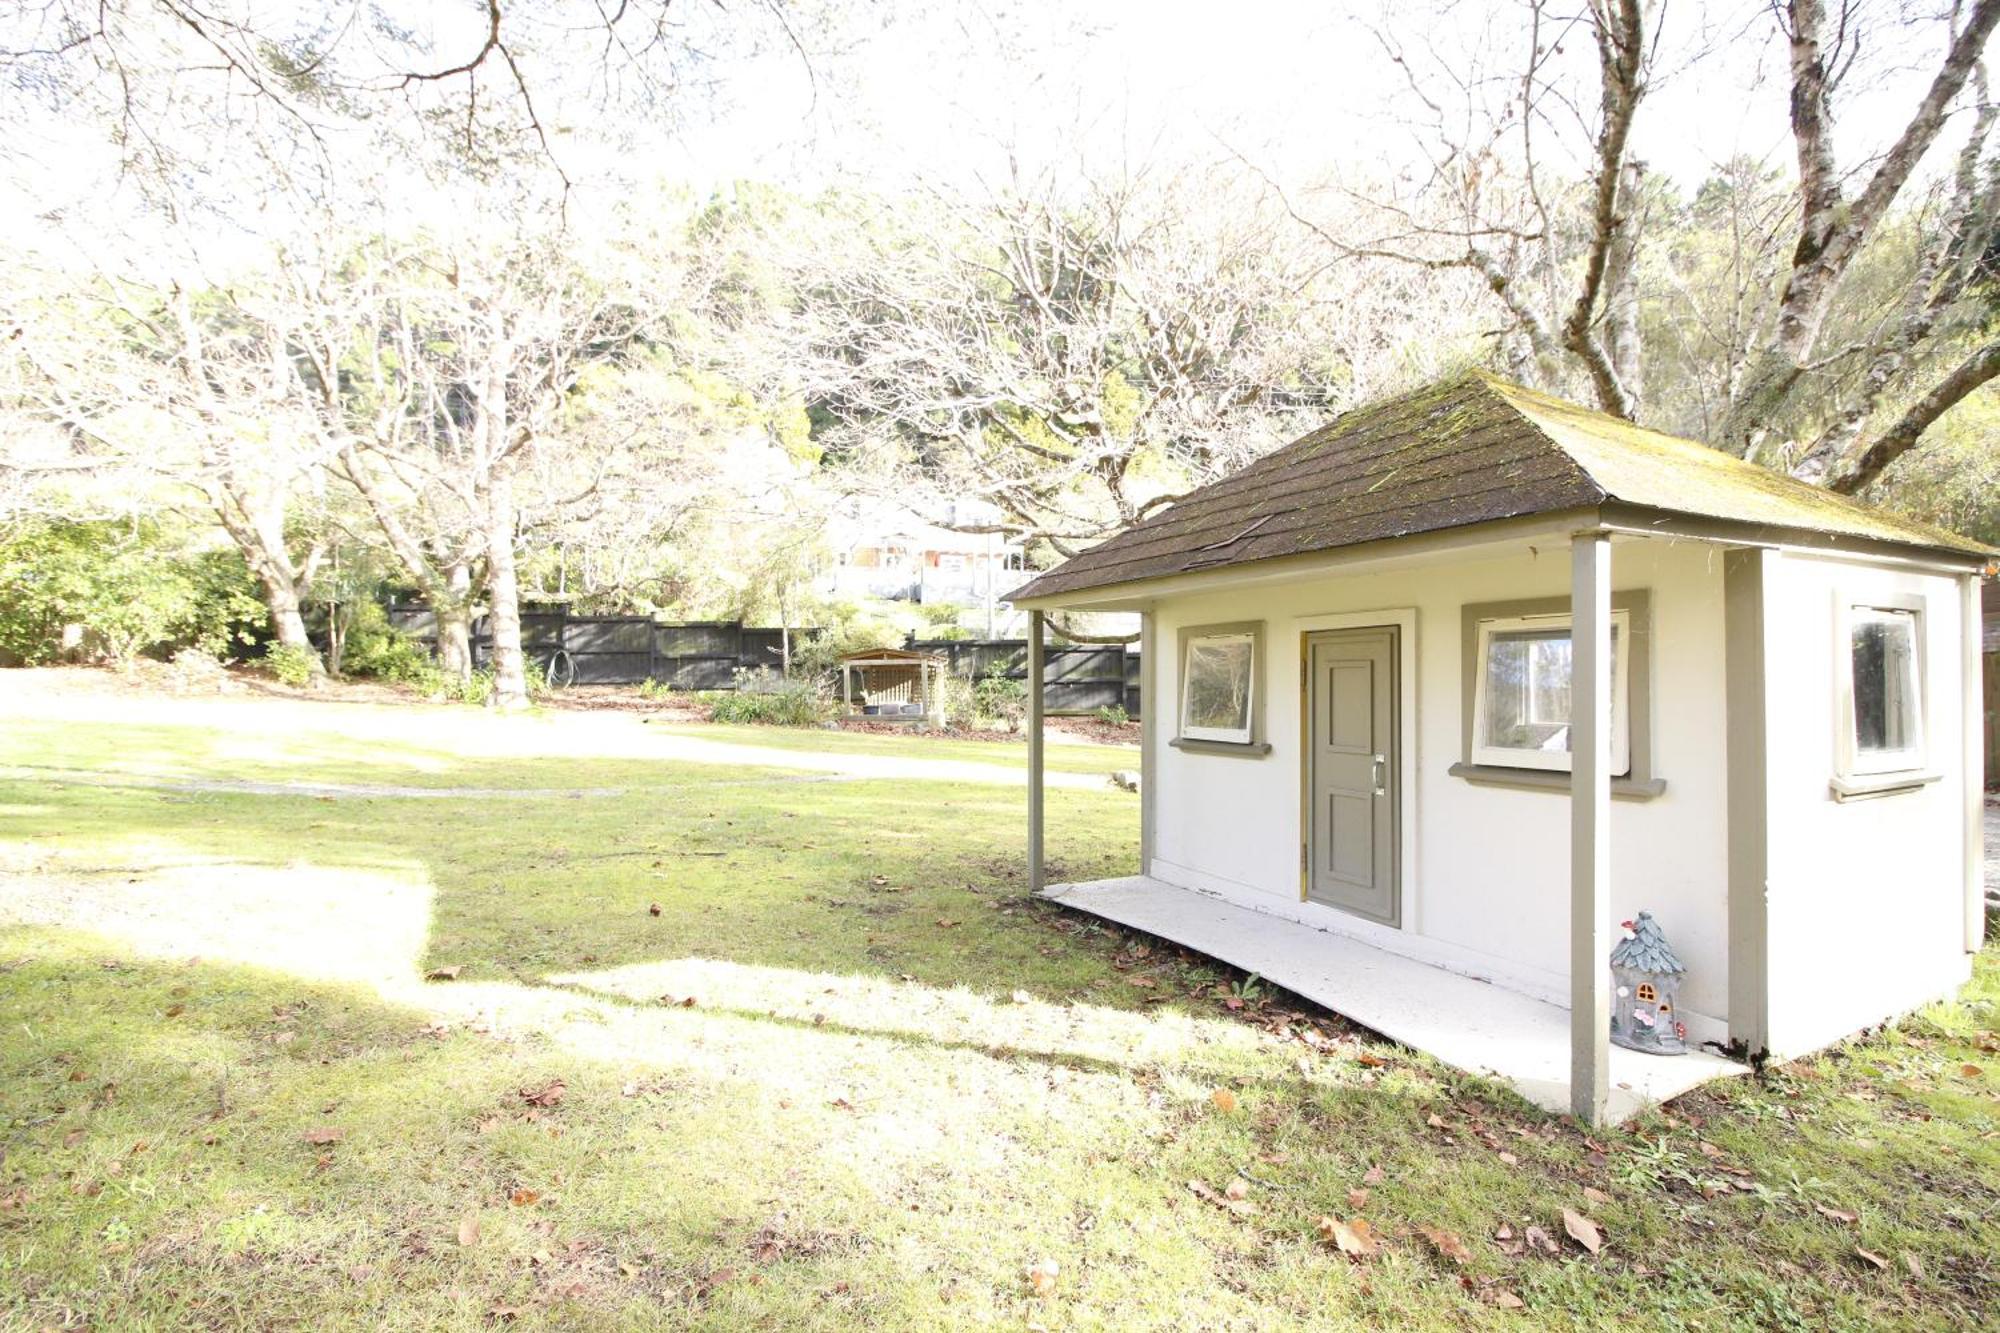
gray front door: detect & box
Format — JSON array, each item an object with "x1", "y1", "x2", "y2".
[{"x1": 1307, "y1": 627, "x2": 1399, "y2": 926}]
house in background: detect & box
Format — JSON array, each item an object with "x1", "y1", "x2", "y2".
[
  {"x1": 823, "y1": 499, "x2": 1027, "y2": 627},
  {"x1": 1010, "y1": 372, "x2": 1992, "y2": 1124}
]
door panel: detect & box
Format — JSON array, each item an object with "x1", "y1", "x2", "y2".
[
  {"x1": 1326, "y1": 661, "x2": 1374, "y2": 750},
  {"x1": 1327, "y1": 792, "x2": 1374, "y2": 883},
  {"x1": 1307, "y1": 628, "x2": 1399, "y2": 926}
]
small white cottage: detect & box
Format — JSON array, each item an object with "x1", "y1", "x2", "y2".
[{"x1": 1011, "y1": 372, "x2": 1992, "y2": 1123}]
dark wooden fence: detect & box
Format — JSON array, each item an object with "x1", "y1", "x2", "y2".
[
  {"x1": 904, "y1": 637, "x2": 1141, "y2": 717},
  {"x1": 388, "y1": 604, "x2": 815, "y2": 689},
  {"x1": 385, "y1": 602, "x2": 1140, "y2": 715}
]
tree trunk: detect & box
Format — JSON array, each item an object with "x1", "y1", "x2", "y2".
[
  {"x1": 1829, "y1": 338, "x2": 2000, "y2": 494},
  {"x1": 210, "y1": 478, "x2": 323, "y2": 683},
  {"x1": 258, "y1": 572, "x2": 322, "y2": 678},
  {"x1": 1601, "y1": 157, "x2": 1645, "y2": 414},
  {"x1": 436, "y1": 606, "x2": 474, "y2": 681},
  {"x1": 1721, "y1": 0, "x2": 2000, "y2": 456},
  {"x1": 433, "y1": 562, "x2": 477, "y2": 681},
  {"x1": 483, "y1": 461, "x2": 530, "y2": 709}
]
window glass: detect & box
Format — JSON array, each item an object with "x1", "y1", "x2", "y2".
[
  {"x1": 1474, "y1": 618, "x2": 1625, "y2": 770},
  {"x1": 1850, "y1": 608, "x2": 1920, "y2": 763},
  {"x1": 1182, "y1": 633, "x2": 1255, "y2": 742}
]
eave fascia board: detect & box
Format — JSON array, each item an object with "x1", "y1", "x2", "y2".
[
  {"x1": 1007, "y1": 507, "x2": 1604, "y2": 612},
  {"x1": 1596, "y1": 502, "x2": 1994, "y2": 573}
]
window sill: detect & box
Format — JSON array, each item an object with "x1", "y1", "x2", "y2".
[
  {"x1": 1447, "y1": 762, "x2": 1666, "y2": 801},
  {"x1": 1170, "y1": 737, "x2": 1273, "y2": 757},
  {"x1": 1828, "y1": 771, "x2": 1940, "y2": 802}
]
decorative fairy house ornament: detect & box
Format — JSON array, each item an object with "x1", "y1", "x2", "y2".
[{"x1": 1610, "y1": 912, "x2": 1687, "y2": 1056}]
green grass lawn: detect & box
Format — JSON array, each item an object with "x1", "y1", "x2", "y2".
[
  {"x1": 645, "y1": 720, "x2": 1138, "y2": 776},
  {"x1": 0, "y1": 677, "x2": 1995, "y2": 1330},
  {"x1": 0, "y1": 704, "x2": 1133, "y2": 791}
]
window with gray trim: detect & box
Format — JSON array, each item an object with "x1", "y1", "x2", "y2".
[
  {"x1": 1171, "y1": 620, "x2": 1270, "y2": 755},
  {"x1": 1836, "y1": 594, "x2": 1927, "y2": 785},
  {"x1": 1451, "y1": 591, "x2": 1661, "y2": 797}
]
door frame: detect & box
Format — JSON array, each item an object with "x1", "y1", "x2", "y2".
[{"x1": 1297, "y1": 608, "x2": 1420, "y2": 932}]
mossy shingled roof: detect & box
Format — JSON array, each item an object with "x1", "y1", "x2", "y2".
[{"x1": 1011, "y1": 372, "x2": 1991, "y2": 603}]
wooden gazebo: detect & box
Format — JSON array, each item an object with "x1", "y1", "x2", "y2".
[{"x1": 837, "y1": 647, "x2": 947, "y2": 726}]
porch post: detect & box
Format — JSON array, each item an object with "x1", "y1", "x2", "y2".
[
  {"x1": 1138, "y1": 608, "x2": 1157, "y2": 876},
  {"x1": 1724, "y1": 547, "x2": 1777, "y2": 1058},
  {"x1": 1570, "y1": 531, "x2": 1613, "y2": 1126},
  {"x1": 1028, "y1": 610, "x2": 1047, "y2": 895}
]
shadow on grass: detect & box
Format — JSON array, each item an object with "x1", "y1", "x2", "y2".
[{"x1": 0, "y1": 923, "x2": 1548, "y2": 1329}]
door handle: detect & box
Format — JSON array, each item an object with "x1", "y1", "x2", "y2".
[{"x1": 1371, "y1": 753, "x2": 1387, "y2": 796}]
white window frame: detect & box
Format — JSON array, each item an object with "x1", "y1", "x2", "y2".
[
  {"x1": 1180, "y1": 629, "x2": 1258, "y2": 745},
  {"x1": 1470, "y1": 610, "x2": 1631, "y2": 776},
  {"x1": 1837, "y1": 600, "x2": 1926, "y2": 779}
]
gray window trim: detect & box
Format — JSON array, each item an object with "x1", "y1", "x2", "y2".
[
  {"x1": 1172, "y1": 619, "x2": 1269, "y2": 757},
  {"x1": 1456, "y1": 590, "x2": 1661, "y2": 799}
]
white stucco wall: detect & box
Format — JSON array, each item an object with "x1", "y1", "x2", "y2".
[
  {"x1": 1758, "y1": 555, "x2": 1974, "y2": 1059},
  {"x1": 1146, "y1": 534, "x2": 1734, "y2": 1032}
]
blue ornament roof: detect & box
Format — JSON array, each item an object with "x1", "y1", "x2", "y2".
[{"x1": 1610, "y1": 911, "x2": 1686, "y2": 974}]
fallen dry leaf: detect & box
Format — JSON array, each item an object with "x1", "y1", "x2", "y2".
[
  {"x1": 1346, "y1": 1187, "x2": 1370, "y2": 1209},
  {"x1": 1316, "y1": 1216, "x2": 1380, "y2": 1259},
  {"x1": 1959, "y1": 1064, "x2": 1982, "y2": 1078},
  {"x1": 1024, "y1": 1258, "x2": 1059, "y2": 1297},
  {"x1": 648, "y1": 902, "x2": 662, "y2": 916},
  {"x1": 1354, "y1": 1051, "x2": 1386, "y2": 1068},
  {"x1": 1524, "y1": 1224, "x2": 1558, "y2": 1255},
  {"x1": 301, "y1": 1126, "x2": 344, "y2": 1146},
  {"x1": 1223, "y1": 1177, "x2": 1249, "y2": 1202},
  {"x1": 1854, "y1": 1246, "x2": 1889, "y2": 1271},
  {"x1": 509, "y1": 1188, "x2": 540, "y2": 1207},
  {"x1": 1484, "y1": 1288, "x2": 1526, "y2": 1309},
  {"x1": 1425, "y1": 1113, "x2": 1447, "y2": 1129},
  {"x1": 1187, "y1": 1179, "x2": 1254, "y2": 1217},
  {"x1": 1010, "y1": 990, "x2": 1033, "y2": 1004},
  {"x1": 1362, "y1": 1165, "x2": 1385, "y2": 1185},
  {"x1": 1902, "y1": 1252, "x2": 1923, "y2": 1279},
  {"x1": 520, "y1": 1079, "x2": 566, "y2": 1108},
  {"x1": 424, "y1": 965, "x2": 462, "y2": 982},
  {"x1": 1497, "y1": 1150, "x2": 1519, "y2": 1167},
  {"x1": 487, "y1": 1304, "x2": 520, "y2": 1322},
  {"x1": 1562, "y1": 1209, "x2": 1604, "y2": 1256},
  {"x1": 1815, "y1": 1204, "x2": 1859, "y2": 1225},
  {"x1": 63, "y1": 1129, "x2": 85, "y2": 1148},
  {"x1": 1210, "y1": 1088, "x2": 1239, "y2": 1113},
  {"x1": 1582, "y1": 1186, "x2": 1613, "y2": 1206},
  {"x1": 458, "y1": 1213, "x2": 481, "y2": 1247},
  {"x1": 1420, "y1": 1228, "x2": 1473, "y2": 1267}
]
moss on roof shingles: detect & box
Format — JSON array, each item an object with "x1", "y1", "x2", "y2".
[{"x1": 1012, "y1": 371, "x2": 1991, "y2": 603}]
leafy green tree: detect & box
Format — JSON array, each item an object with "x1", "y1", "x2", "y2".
[{"x1": 0, "y1": 518, "x2": 261, "y2": 665}]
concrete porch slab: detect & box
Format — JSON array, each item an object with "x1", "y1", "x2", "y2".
[{"x1": 1045, "y1": 875, "x2": 1748, "y2": 1122}]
